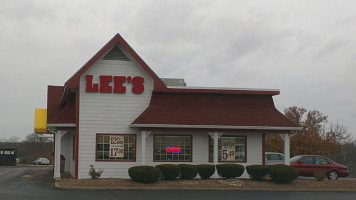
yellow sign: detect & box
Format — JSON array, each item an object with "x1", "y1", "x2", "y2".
[{"x1": 34, "y1": 109, "x2": 48, "y2": 133}]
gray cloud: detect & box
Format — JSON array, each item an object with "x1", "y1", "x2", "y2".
[{"x1": 0, "y1": 0, "x2": 355, "y2": 140}]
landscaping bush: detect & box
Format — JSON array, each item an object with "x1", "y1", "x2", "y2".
[
  {"x1": 268, "y1": 164, "x2": 299, "y2": 184},
  {"x1": 216, "y1": 164, "x2": 245, "y2": 179},
  {"x1": 314, "y1": 170, "x2": 326, "y2": 181},
  {"x1": 128, "y1": 166, "x2": 161, "y2": 183},
  {"x1": 88, "y1": 165, "x2": 103, "y2": 179},
  {"x1": 179, "y1": 164, "x2": 198, "y2": 179},
  {"x1": 197, "y1": 164, "x2": 215, "y2": 179},
  {"x1": 246, "y1": 165, "x2": 268, "y2": 180},
  {"x1": 156, "y1": 164, "x2": 181, "y2": 180}
]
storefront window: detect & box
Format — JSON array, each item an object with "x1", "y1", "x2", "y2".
[
  {"x1": 209, "y1": 136, "x2": 246, "y2": 162},
  {"x1": 96, "y1": 134, "x2": 136, "y2": 161},
  {"x1": 154, "y1": 135, "x2": 192, "y2": 162}
]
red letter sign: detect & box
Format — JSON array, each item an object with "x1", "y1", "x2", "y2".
[
  {"x1": 86, "y1": 75, "x2": 98, "y2": 92},
  {"x1": 113, "y1": 76, "x2": 126, "y2": 93},
  {"x1": 132, "y1": 76, "x2": 144, "y2": 94},
  {"x1": 100, "y1": 75, "x2": 113, "y2": 93}
]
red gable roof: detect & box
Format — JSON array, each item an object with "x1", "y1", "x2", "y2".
[
  {"x1": 47, "y1": 33, "x2": 297, "y2": 129},
  {"x1": 47, "y1": 86, "x2": 76, "y2": 124},
  {"x1": 64, "y1": 33, "x2": 166, "y2": 91},
  {"x1": 131, "y1": 92, "x2": 300, "y2": 130}
]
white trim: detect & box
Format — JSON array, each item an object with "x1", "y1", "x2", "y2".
[
  {"x1": 130, "y1": 124, "x2": 302, "y2": 131},
  {"x1": 47, "y1": 124, "x2": 76, "y2": 127},
  {"x1": 166, "y1": 86, "x2": 280, "y2": 92}
]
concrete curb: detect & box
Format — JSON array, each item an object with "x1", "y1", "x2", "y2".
[{"x1": 54, "y1": 181, "x2": 356, "y2": 192}]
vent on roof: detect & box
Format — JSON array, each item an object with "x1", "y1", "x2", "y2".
[{"x1": 102, "y1": 46, "x2": 130, "y2": 61}]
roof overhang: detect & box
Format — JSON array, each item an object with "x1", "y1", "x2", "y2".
[
  {"x1": 130, "y1": 124, "x2": 302, "y2": 131},
  {"x1": 47, "y1": 124, "x2": 76, "y2": 128}
]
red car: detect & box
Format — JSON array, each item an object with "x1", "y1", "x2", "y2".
[{"x1": 290, "y1": 155, "x2": 349, "y2": 180}]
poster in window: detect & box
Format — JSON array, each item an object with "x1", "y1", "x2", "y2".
[
  {"x1": 109, "y1": 136, "x2": 124, "y2": 158},
  {"x1": 221, "y1": 139, "x2": 235, "y2": 161}
]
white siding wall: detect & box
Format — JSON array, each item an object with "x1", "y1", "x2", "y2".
[
  {"x1": 61, "y1": 131, "x2": 75, "y2": 176},
  {"x1": 78, "y1": 52, "x2": 154, "y2": 179},
  {"x1": 76, "y1": 46, "x2": 264, "y2": 179},
  {"x1": 144, "y1": 132, "x2": 263, "y2": 179}
]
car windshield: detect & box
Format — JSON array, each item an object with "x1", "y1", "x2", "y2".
[{"x1": 290, "y1": 155, "x2": 302, "y2": 163}]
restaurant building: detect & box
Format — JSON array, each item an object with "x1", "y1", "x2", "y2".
[{"x1": 34, "y1": 34, "x2": 301, "y2": 179}]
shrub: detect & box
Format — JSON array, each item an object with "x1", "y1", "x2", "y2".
[
  {"x1": 179, "y1": 164, "x2": 198, "y2": 179},
  {"x1": 268, "y1": 164, "x2": 299, "y2": 184},
  {"x1": 216, "y1": 164, "x2": 245, "y2": 179},
  {"x1": 88, "y1": 165, "x2": 104, "y2": 179},
  {"x1": 128, "y1": 166, "x2": 161, "y2": 183},
  {"x1": 156, "y1": 164, "x2": 181, "y2": 180},
  {"x1": 197, "y1": 164, "x2": 215, "y2": 179},
  {"x1": 314, "y1": 171, "x2": 326, "y2": 181},
  {"x1": 246, "y1": 165, "x2": 268, "y2": 180}
]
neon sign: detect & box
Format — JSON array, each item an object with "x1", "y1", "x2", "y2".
[{"x1": 165, "y1": 145, "x2": 181, "y2": 154}]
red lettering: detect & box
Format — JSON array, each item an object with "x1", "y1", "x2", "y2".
[
  {"x1": 165, "y1": 146, "x2": 181, "y2": 153},
  {"x1": 100, "y1": 75, "x2": 112, "y2": 93},
  {"x1": 132, "y1": 76, "x2": 144, "y2": 94},
  {"x1": 86, "y1": 75, "x2": 144, "y2": 94},
  {"x1": 113, "y1": 76, "x2": 126, "y2": 93},
  {"x1": 86, "y1": 75, "x2": 98, "y2": 92}
]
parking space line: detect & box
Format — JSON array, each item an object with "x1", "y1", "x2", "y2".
[{"x1": 0, "y1": 169, "x2": 16, "y2": 175}]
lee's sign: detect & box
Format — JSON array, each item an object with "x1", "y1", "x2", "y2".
[{"x1": 86, "y1": 75, "x2": 144, "y2": 94}]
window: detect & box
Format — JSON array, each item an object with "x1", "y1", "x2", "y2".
[
  {"x1": 96, "y1": 134, "x2": 136, "y2": 161},
  {"x1": 154, "y1": 135, "x2": 192, "y2": 162},
  {"x1": 209, "y1": 136, "x2": 246, "y2": 162},
  {"x1": 301, "y1": 156, "x2": 314, "y2": 164}
]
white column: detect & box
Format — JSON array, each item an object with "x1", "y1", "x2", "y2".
[
  {"x1": 141, "y1": 131, "x2": 151, "y2": 165},
  {"x1": 209, "y1": 132, "x2": 223, "y2": 178},
  {"x1": 280, "y1": 133, "x2": 290, "y2": 166},
  {"x1": 54, "y1": 130, "x2": 66, "y2": 179}
]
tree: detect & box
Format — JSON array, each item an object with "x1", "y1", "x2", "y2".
[
  {"x1": 24, "y1": 133, "x2": 51, "y2": 143},
  {"x1": 265, "y1": 106, "x2": 351, "y2": 157}
]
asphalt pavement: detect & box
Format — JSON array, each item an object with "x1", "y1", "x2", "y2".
[{"x1": 0, "y1": 166, "x2": 355, "y2": 200}]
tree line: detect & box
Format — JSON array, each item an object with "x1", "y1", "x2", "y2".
[
  {"x1": 266, "y1": 106, "x2": 355, "y2": 176},
  {"x1": 0, "y1": 133, "x2": 53, "y2": 164}
]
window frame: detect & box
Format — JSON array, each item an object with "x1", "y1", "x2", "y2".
[
  {"x1": 208, "y1": 135, "x2": 247, "y2": 163},
  {"x1": 95, "y1": 133, "x2": 137, "y2": 162},
  {"x1": 153, "y1": 134, "x2": 193, "y2": 162}
]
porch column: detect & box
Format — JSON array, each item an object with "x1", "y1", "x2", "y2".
[
  {"x1": 141, "y1": 131, "x2": 151, "y2": 165},
  {"x1": 280, "y1": 133, "x2": 291, "y2": 165},
  {"x1": 54, "y1": 130, "x2": 66, "y2": 179},
  {"x1": 209, "y1": 132, "x2": 223, "y2": 178}
]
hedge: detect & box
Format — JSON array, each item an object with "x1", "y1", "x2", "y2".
[
  {"x1": 216, "y1": 164, "x2": 245, "y2": 178},
  {"x1": 156, "y1": 164, "x2": 181, "y2": 180},
  {"x1": 179, "y1": 164, "x2": 198, "y2": 179},
  {"x1": 197, "y1": 164, "x2": 215, "y2": 179},
  {"x1": 246, "y1": 165, "x2": 269, "y2": 180},
  {"x1": 268, "y1": 164, "x2": 299, "y2": 184},
  {"x1": 128, "y1": 166, "x2": 161, "y2": 183}
]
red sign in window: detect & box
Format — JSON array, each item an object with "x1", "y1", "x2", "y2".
[{"x1": 165, "y1": 146, "x2": 182, "y2": 154}]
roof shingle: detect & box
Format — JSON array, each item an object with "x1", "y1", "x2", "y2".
[{"x1": 132, "y1": 92, "x2": 298, "y2": 129}]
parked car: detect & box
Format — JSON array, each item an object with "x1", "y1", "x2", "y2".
[
  {"x1": 290, "y1": 155, "x2": 349, "y2": 180},
  {"x1": 33, "y1": 158, "x2": 50, "y2": 165},
  {"x1": 265, "y1": 152, "x2": 285, "y2": 164}
]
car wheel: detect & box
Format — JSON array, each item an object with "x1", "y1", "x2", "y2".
[{"x1": 328, "y1": 170, "x2": 338, "y2": 180}]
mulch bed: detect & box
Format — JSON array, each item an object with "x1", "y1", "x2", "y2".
[{"x1": 56, "y1": 178, "x2": 356, "y2": 190}]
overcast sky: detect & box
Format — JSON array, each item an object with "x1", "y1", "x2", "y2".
[{"x1": 1, "y1": 0, "x2": 355, "y2": 140}]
